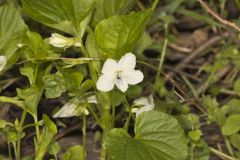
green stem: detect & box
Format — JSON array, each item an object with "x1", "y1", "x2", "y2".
[
  {"x1": 33, "y1": 115, "x2": 40, "y2": 142},
  {"x1": 16, "y1": 109, "x2": 27, "y2": 160},
  {"x1": 8, "y1": 142, "x2": 12, "y2": 160},
  {"x1": 123, "y1": 98, "x2": 132, "y2": 131},
  {"x1": 152, "y1": 0, "x2": 160, "y2": 11},
  {"x1": 225, "y1": 138, "x2": 234, "y2": 156},
  {"x1": 99, "y1": 93, "x2": 112, "y2": 160},
  {"x1": 181, "y1": 75, "x2": 199, "y2": 99},
  {"x1": 153, "y1": 24, "x2": 168, "y2": 94},
  {"x1": 12, "y1": 142, "x2": 17, "y2": 160},
  {"x1": 82, "y1": 114, "x2": 87, "y2": 160},
  {"x1": 210, "y1": 147, "x2": 238, "y2": 160},
  {"x1": 111, "y1": 90, "x2": 115, "y2": 128},
  {"x1": 87, "y1": 104, "x2": 104, "y2": 128}
]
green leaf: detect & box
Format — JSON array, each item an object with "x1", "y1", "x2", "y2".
[
  {"x1": 17, "y1": 86, "x2": 43, "y2": 115},
  {"x1": 61, "y1": 69, "x2": 83, "y2": 91},
  {"x1": 187, "y1": 140, "x2": 210, "y2": 160},
  {"x1": 222, "y1": 99, "x2": 240, "y2": 115},
  {"x1": 43, "y1": 72, "x2": 66, "y2": 99},
  {"x1": 22, "y1": 0, "x2": 95, "y2": 35},
  {"x1": 0, "y1": 3, "x2": 27, "y2": 68},
  {"x1": 86, "y1": 34, "x2": 101, "y2": 72},
  {"x1": 63, "y1": 145, "x2": 85, "y2": 160},
  {"x1": 234, "y1": 79, "x2": 240, "y2": 94},
  {"x1": 95, "y1": 9, "x2": 152, "y2": 59},
  {"x1": 20, "y1": 63, "x2": 35, "y2": 85},
  {"x1": 176, "y1": 114, "x2": 200, "y2": 130},
  {"x1": 92, "y1": 0, "x2": 136, "y2": 26},
  {"x1": 126, "y1": 85, "x2": 142, "y2": 98},
  {"x1": 36, "y1": 115, "x2": 57, "y2": 160},
  {"x1": 0, "y1": 120, "x2": 6, "y2": 128},
  {"x1": 106, "y1": 111, "x2": 188, "y2": 160},
  {"x1": 134, "y1": 32, "x2": 152, "y2": 55},
  {"x1": 48, "y1": 141, "x2": 61, "y2": 156},
  {"x1": 20, "y1": 31, "x2": 50, "y2": 61},
  {"x1": 221, "y1": 114, "x2": 240, "y2": 136},
  {"x1": 230, "y1": 134, "x2": 240, "y2": 150}
]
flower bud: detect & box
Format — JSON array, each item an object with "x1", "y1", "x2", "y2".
[{"x1": 49, "y1": 33, "x2": 80, "y2": 48}]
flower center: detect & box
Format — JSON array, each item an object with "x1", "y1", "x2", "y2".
[{"x1": 116, "y1": 70, "x2": 123, "y2": 80}]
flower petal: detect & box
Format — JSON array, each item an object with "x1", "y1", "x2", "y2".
[
  {"x1": 134, "y1": 97, "x2": 150, "y2": 106},
  {"x1": 102, "y1": 59, "x2": 118, "y2": 74},
  {"x1": 123, "y1": 70, "x2": 144, "y2": 85},
  {"x1": 97, "y1": 75, "x2": 115, "y2": 92},
  {"x1": 115, "y1": 78, "x2": 128, "y2": 92},
  {"x1": 118, "y1": 53, "x2": 136, "y2": 70},
  {"x1": 53, "y1": 102, "x2": 78, "y2": 118}
]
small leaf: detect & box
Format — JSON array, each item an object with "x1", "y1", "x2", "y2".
[
  {"x1": 106, "y1": 111, "x2": 188, "y2": 160},
  {"x1": 20, "y1": 31, "x2": 50, "y2": 61},
  {"x1": 43, "y1": 72, "x2": 66, "y2": 99},
  {"x1": 17, "y1": 86, "x2": 43, "y2": 115},
  {"x1": 61, "y1": 69, "x2": 83, "y2": 91},
  {"x1": 63, "y1": 145, "x2": 85, "y2": 160},
  {"x1": 188, "y1": 130, "x2": 203, "y2": 141},
  {"x1": 221, "y1": 99, "x2": 240, "y2": 115},
  {"x1": 95, "y1": 9, "x2": 152, "y2": 59},
  {"x1": 48, "y1": 141, "x2": 61, "y2": 156},
  {"x1": 221, "y1": 114, "x2": 240, "y2": 136},
  {"x1": 20, "y1": 63, "x2": 35, "y2": 85}
]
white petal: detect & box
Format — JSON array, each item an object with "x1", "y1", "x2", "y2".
[
  {"x1": 134, "y1": 105, "x2": 154, "y2": 117},
  {"x1": 0, "y1": 55, "x2": 7, "y2": 72},
  {"x1": 123, "y1": 70, "x2": 144, "y2": 85},
  {"x1": 115, "y1": 78, "x2": 128, "y2": 92},
  {"x1": 97, "y1": 75, "x2": 115, "y2": 92},
  {"x1": 118, "y1": 53, "x2": 136, "y2": 70},
  {"x1": 53, "y1": 103, "x2": 78, "y2": 118},
  {"x1": 134, "y1": 97, "x2": 150, "y2": 106},
  {"x1": 101, "y1": 59, "x2": 118, "y2": 74}
]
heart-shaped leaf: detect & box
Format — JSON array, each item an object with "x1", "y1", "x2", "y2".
[
  {"x1": 106, "y1": 111, "x2": 188, "y2": 160},
  {"x1": 95, "y1": 9, "x2": 151, "y2": 59},
  {"x1": 22, "y1": 0, "x2": 95, "y2": 35}
]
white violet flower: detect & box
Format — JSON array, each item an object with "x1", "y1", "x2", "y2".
[
  {"x1": 97, "y1": 53, "x2": 144, "y2": 92},
  {"x1": 132, "y1": 95, "x2": 154, "y2": 117},
  {"x1": 49, "y1": 33, "x2": 81, "y2": 48},
  {"x1": 0, "y1": 55, "x2": 7, "y2": 72},
  {"x1": 53, "y1": 95, "x2": 97, "y2": 118}
]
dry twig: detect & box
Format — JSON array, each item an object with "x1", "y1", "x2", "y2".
[{"x1": 198, "y1": 0, "x2": 240, "y2": 32}]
